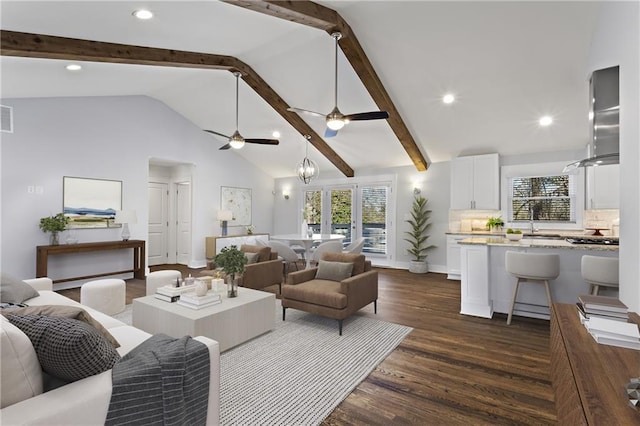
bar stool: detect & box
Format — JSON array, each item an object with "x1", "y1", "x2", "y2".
[
  {"x1": 505, "y1": 251, "x2": 560, "y2": 325},
  {"x1": 581, "y1": 255, "x2": 619, "y2": 295}
]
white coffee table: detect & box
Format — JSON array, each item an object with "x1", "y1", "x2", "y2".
[{"x1": 132, "y1": 287, "x2": 275, "y2": 352}]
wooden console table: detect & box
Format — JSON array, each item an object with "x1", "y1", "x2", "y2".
[
  {"x1": 550, "y1": 303, "x2": 640, "y2": 424},
  {"x1": 36, "y1": 240, "x2": 145, "y2": 284}
]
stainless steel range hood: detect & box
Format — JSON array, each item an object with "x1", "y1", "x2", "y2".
[{"x1": 565, "y1": 65, "x2": 619, "y2": 171}]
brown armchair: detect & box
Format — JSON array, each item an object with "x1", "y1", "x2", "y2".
[
  {"x1": 238, "y1": 244, "x2": 284, "y2": 295},
  {"x1": 282, "y1": 252, "x2": 378, "y2": 335}
]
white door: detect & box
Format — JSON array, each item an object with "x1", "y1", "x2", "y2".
[
  {"x1": 148, "y1": 182, "x2": 168, "y2": 266},
  {"x1": 176, "y1": 182, "x2": 191, "y2": 265}
]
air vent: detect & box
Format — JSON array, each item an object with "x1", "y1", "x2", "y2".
[{"x1": 1, "y1": 105, "x2": 13, "y2": 133}]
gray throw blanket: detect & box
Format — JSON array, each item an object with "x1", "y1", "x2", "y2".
[{"x1": 106, "y1": 334, "x2": 210, "y2": 426}]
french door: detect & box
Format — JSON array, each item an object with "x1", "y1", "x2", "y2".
[{"x1": 302, "y1": 183, "x2": 391, "y2": 258}]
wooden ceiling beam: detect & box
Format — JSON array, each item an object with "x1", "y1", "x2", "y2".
[
  {"x1": 222, "y1": 0, "x2": 338, "y2": 31},
  {"x1": 0, "y1": 30, "x2": 353, "y2": 177},
  {"x1": 223, "y1": 0, "x2": 428, "y2": 171}
]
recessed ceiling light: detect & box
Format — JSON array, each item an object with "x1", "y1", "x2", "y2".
[
  {"x1": 442, "y1": 94, "x2": 455, "y2": 104},
  {"x1": 272, "y1": 131, "x2": 281, "y2": 138},
  {"x1": 539, "y1": 116, "x2": 553, "y2": 126},
  {"x1": 132, "y1": 9, "x2": 153, "y2": 20},
  {"x1": 65, "y1": 64, "x2": 82, "y2": 71}
]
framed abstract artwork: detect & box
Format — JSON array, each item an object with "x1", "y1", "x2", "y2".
[
  {"x1": 63, "y1": 176, "x2": 122, "y2": 229},
  {"x1": 221, "y1": 186, "x2": 251, "y2": 227}
]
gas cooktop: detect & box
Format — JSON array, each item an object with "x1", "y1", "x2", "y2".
[{"x1": 565, "y1": 237, "x2": 619, "y2": 245}]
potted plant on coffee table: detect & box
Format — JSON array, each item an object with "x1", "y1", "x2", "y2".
[
  {"x1": 39, "y1": 213, "x2": 69, "y2": 246},
  {"x1": 404, "y1": 195, "x2": 433, "y2": 274},
  {"x1": 214, "y1": 245, "x2": 247, "y2": 297}
]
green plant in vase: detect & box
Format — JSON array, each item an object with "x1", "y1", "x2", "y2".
[
  {"x1": 486, "y1": 216, "x2": 504, "y2": 232},
  {"x1": 213, "y1": 245, "x2": 247, "y2": 297},
  {"x1": 404, "y1": 195, "x2": 434, "y2": 273},
  {"x1": 39, "y1": 213, "x2": 69, "y2": 246}
]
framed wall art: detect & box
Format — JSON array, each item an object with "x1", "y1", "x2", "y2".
[
  {"x1": 221, "y1": 186, "x2": 251, "y2": 227},
  {"x1": 63, "y1": 176, "x2": 122, "y2": 229}
]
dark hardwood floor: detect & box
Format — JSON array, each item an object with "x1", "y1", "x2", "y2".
[{"x1": 58, "y1": 265, "x2": 556, "y2": 425}]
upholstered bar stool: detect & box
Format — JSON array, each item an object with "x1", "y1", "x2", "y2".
[
  {"x1": 581, "y1": 255, "x2": 619, "y2": 295},
  {"x1": 505, "y1": 251, "x2": 560, "y2": 325}
]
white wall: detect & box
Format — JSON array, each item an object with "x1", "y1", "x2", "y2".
[
  {"x1": 273, "y1": 161, "x2": 451, "y2": 272},
  {"x1": 588, "y1": 1, "x2": 640, "y2": 312},
  {"x1": 1, "y1": 95, "x2": 274, "y2": 285}
]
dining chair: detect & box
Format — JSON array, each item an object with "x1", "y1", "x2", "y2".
[
  {"x1": 343, "y1": 237, "x2": 366, "y2": 254},
  {"x1": 267, "y1": 240, "x2": 303, "y2": 277},
  {"x1": 310, "y1": 240, "x2": 344, "y2": 265}
]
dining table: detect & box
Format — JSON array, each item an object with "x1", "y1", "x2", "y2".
[{"x1": 269, "y1": 233, "x2": 345, "y2": 268}]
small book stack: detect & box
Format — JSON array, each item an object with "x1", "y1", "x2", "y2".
[
  {"x1": 576, "y1": 294, "x2": 629, "y2": 322},
  {"x1": 154, "y1": 283, "x2": 197, "y2": 302},
  {"x1": 583, "y1": 316, "x2": 640, "y2": 350},
  {"x1": 177, "y1": 291, "x2": 222, "y2": 310}
]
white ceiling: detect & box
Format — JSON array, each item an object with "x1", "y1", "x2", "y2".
[{"x1": 0, "y1": 1, "x2": 602, "y2": 178}]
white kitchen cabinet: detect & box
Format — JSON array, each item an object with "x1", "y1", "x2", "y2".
[
  {"x1": 460, "y1": 244, "x2": 492, "y2": 318},
  {"x1": 450, "y1": 153, "x2": 499, "y2": 210},
  {"x1": 446, "y1": 234, "x2": 473, "y2": 280},
  {"x1": 585, "y1": 164, "x2": 619, "y2": 209}
]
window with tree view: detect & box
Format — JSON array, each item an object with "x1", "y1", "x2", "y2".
[{"x1": 509, "y1": 175, "x2": 575, "y2": 223}]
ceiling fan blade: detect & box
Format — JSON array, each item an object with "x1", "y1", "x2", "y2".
[
  {"x1": 287, "y1": 107, "x2": 326, "y2": 118},
  {"x1": 324, "y1": 128, "x2": 338, "y2": 138},
  {"x1": 343, "y1": 111, "x2": 390, "y2": 121},
  {"x1": 219, "y1": 143, "x2": 231, "y2": 150},
  {"x1": 244, "y1": 138, "x2": 280, "y2": 145},
  {"x1": 204, "y1": 129, "x2": 231, "y2": 139}
]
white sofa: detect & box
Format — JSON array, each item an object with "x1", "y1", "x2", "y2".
[{"x1": 0, "y1": 278, "x2": 220, "y2": 425}]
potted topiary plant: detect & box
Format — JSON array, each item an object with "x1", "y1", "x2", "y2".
[
  {"x1": 486, "y1": 216, "x2": 504, "y2": 232},
  {"x1": 404, "y1": 195, "x2": 433, "y2": 273},
  {"x1": 213, "y1": 245, "x2": 247, "y2": 297},
  {"x1": 39, "y1": 213, "x2": 69, "y2": 246}
]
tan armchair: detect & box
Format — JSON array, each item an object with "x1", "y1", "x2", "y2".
[
  {"x1": 238, "y1": 244, "x2": 284, "y2": 296},
  {"x1": 282, "y1": 252, "x2": 378, "y2": 335}
]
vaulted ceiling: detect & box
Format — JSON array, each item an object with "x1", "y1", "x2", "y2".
[{"x1": 1, "y1": 1, "x2": 601, "y2": 178}]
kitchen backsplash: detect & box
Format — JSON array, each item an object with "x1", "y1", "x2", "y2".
[
  {"x1": 584, "y1": 209, "x2": 620, "y2": 236},
  {"x1": 449, "y1": 210, "x2": 501, "y2": 232},
  {"x1": 449, "y1": 209, "x2": 620, "y2": 236}
]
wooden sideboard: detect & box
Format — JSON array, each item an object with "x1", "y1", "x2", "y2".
[
  {"x1": 550, "y1": 303, "x2": 640, "y2": 424},
  {"x1": 36, "y1": 240, "x2": 145, "y2": 284},
  {"x1": 205, "y1": 234, "x2": 269, "y2": 259}
]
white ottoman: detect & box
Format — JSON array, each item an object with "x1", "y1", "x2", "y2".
[{"x1": 80, "y1": 279, "x2": 126, "y2": 315}]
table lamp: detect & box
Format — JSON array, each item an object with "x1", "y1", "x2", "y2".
[
  {"x1": 114, "y1": 210, "x2": 137, "y2": 241},
  {"x1": 218, "y1": 210, "x2": 233, "y2": 236}
]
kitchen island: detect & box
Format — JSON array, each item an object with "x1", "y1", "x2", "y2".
[{"x1": 458, "y1": 237, "x2": 618, "y2": 320}]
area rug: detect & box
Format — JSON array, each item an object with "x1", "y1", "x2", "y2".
[
  {"x1": 111, "y1": 302, "x2": 412, "y2": 425},
  {"x1": 220, "y1": 305, "x2": 412, "y2": 425}
]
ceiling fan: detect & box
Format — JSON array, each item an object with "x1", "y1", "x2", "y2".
[
  {"x1": 204, "y1": 72, "x2": 279, "y2": 150},
  {"x1": 288, "y1": 32, "x2": 389, "y2": 138}
]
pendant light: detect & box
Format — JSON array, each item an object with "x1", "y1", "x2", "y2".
[
  {"x1": 296, "y1": 135, "x2": 319, "y2": 184},
  {"x1": 229, "y1": 72, "x2": 245, "y2": 149}
]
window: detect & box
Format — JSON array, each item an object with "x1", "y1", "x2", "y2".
[
  {"x1": 508, "y1": 174, "x2": 576, "y2": 223},
  {"x1": 300, "y1": 177, "x2": 394, "y2": 261},
  {"x1": 303, "y1": 190, "x2": 322, "y2": 233},
  {"x1": 361, "y1": 186, "x2": 388, "y2": 254}
]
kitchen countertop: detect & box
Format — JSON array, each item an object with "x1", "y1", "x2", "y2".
[
  {"x1": 458, "y1": 237, "x2": 619, "y2": 251},
  {"x1": 446, "y1": 230, "x2": 618, "y2": 238}
]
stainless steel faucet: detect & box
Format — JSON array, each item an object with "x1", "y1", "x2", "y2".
[{"x1": 529, "y1": 208, "x2": 535, "y2": 233}]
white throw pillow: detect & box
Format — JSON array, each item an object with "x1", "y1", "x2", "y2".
[{"x1": 0, "y1": 315, "x2": 43, "y2": 408}]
